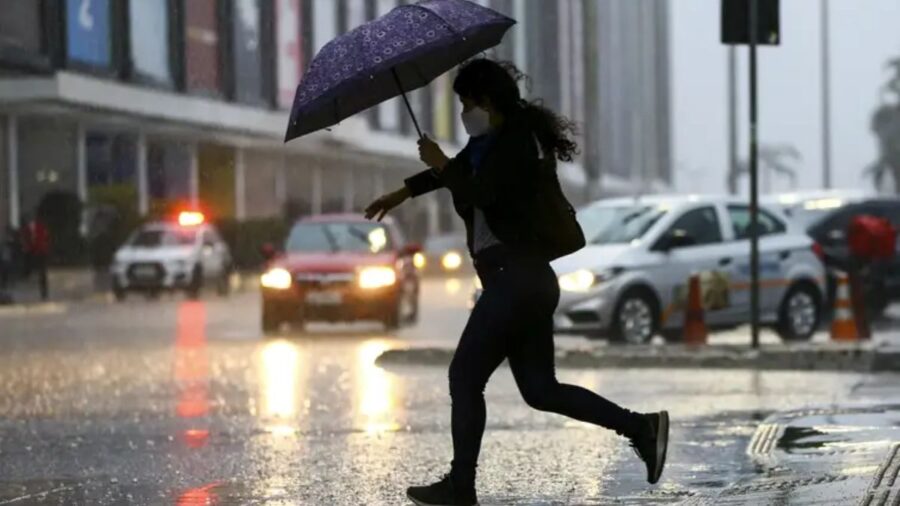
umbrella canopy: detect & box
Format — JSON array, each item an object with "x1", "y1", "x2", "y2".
[{"x1": 285, "y1": 0, "x2": 515, "y2": 142}]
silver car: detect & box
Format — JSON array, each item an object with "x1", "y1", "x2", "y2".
[
  {"x1": 550, "y1": 195, "x2": 826, "y2": 343},
  {"x1": 473, "y1": 195, "x2": 826, "y2": 344}
]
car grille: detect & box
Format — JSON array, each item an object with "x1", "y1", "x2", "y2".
[
  {"x1": 294, "y1": 272, "x2": 355, "y2": 289},
  {"x1": 127, "y1": 262, "x2": 164, "y2": 283}
]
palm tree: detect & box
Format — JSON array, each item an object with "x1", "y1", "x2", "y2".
[
  {"x1": 865, "y1": 58, "x2": 900, "y2": 193},
  {"x1": 729, "y1": 144, "x2": 802, "y2": 193}
]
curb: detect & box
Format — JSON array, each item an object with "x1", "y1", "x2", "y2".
[{"x1": 377, "y1": 343, "x2": 900, "y2": 372}]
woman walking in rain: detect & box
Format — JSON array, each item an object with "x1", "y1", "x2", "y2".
[{"x1": 366, "y1": 59, "x2": 669, "y2": 506}]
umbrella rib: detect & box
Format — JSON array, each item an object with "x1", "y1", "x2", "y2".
[{"x1": 406, "y1": 4, "x2": 462, "y2": 38}]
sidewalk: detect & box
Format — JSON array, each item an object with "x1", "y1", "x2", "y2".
[
  {"x1": 680, "y1": 401, "x2": 900, "y2": 505},
  {"x1": 377, "y1": 340, "x2": 900, "y2": 372},
  {"x1": 0, "y1": 268, "x2": 259, "y2": 307}
]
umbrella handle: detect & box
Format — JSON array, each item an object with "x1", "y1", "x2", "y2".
[{"x1": 391, "y1": 68, "x2": 423, "y2": 140}]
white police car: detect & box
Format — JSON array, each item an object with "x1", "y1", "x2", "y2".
[{"x1": 110, "y1": 212, "x2": 232, "y2": 300}]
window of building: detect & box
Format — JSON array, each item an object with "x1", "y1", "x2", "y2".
[
  {"x1": 128, "y1": 0, "x2": 173, "y2": 85},
  {"x1": 184, "y1": 0, "x2": 222, "y2": 95},
  {"x1": 276, "y1": 0, "x2": 302, "y2": 108},
  {"x1": 0, "y1": 1, "x2": 47, "y2": 68},
  {"x1": 232, "y1": 0, "x2": 268, "y2": 104},
  {"x1": 66, "y1": 0, "x2": 112, "y2": 68}
]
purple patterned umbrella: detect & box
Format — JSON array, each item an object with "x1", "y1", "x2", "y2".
[{"x1": 284, "y1": 0, "x2": 515, "y2": 142}]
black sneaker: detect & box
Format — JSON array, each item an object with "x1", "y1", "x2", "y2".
[
  {"x1": 406, "y1": 474, "x2": 478, "y2": 506},
  {"x1": 629, "y1": 411, "x2": 669, "y2": 484}
]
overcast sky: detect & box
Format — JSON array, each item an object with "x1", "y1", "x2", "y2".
[{"x1": 671, "y1": 0, "x2": 900, "y2": 195}]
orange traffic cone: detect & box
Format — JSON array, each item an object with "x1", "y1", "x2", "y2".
[
  {"x1": 683, "y1": 274, "x2": 708, "y2": 345},
  {"x1": 830, "y1": 272, "x2": 860, "y2": 341}
]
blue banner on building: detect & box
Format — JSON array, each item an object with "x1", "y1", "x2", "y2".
[{"x1": 66, "y1": 0, "x2": 111, "y2": 66}]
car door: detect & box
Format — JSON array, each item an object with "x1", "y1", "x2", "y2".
[
  {"x1": 652, "y1": 205, "x2": 734, "y2": 327},
  {"x1": 725, "y1": 204, "x2": 792, "y2": 321}
]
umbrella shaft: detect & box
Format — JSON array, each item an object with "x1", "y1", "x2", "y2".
[{"x1": 391, "y1": 68, "x2": 423, "y2": 139}]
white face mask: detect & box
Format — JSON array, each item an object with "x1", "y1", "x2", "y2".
[{"x1": 461, "y1": 107, "x2": 492, "y2": 137}]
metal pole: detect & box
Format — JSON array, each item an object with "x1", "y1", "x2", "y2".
[
  {"x1": 727, "y1": 46, "x2": 738, "y2": 194},
  {"x1": 749, "y1": 0, "x2": 761, "y2": 348},
  {"x1": 820, "y1": 0, "x2": 833, "y2": 188},
  {"x1": 392, "y1": 68, "x2": 423, "y2": 139}
]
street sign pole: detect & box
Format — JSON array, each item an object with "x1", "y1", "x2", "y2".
[{"x1": 749, "y1": 0, "x2": 761, "y2": 349}]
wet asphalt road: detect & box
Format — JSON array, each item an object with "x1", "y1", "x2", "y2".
[{"x1": 0, "y1": 277, "x2": 898, "y2": 505}]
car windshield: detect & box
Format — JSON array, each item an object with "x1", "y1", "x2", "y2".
[
  {"x1": 578, "y1": 204, "x2": 669, "y2": 245},
  {"x1": 286, "y1": 222, "x2": 392, "y2": 254},
  {"x1": 130, "y1": 228, "x2": 196, "y2": 248}
]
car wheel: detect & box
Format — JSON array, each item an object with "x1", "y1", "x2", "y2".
[
  {"x1": 383, "y1": 300, "x2": 402, "y2": 331},
  {"x1": 216, "y1": 268, "x2": 231, "y2": 297},
  {"x1": 611, "y1": 289, "x2": 658, "y2": 345},
  {"x1": 262, "y1": 302, "x2": 284, "y2": 336},
  {"x1": 401, "y1": 283, "x2": 419, "y2": 325},
  {"x1": 777, "y1": 283, "x2": 821, "y2": 342},
  {"x1": 186, "y1": 266, "x2": 203, "y2": 300}
]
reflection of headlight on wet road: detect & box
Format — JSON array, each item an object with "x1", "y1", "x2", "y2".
[
  {"x1": 559, "y1": 269, "x2": 596, "y2": 293},
  {"x1": 260, "y1": 268, "x2": 292, "y2": 289},
  {"x1": 441, "y1": 251, "x2": 463, "y2": 271},
  {"x1": 261, "y1": 340, "x2": 299, "y2": 419},
  {"x1": 358, "y1": 266, "x2": 396, "y2": 289}
]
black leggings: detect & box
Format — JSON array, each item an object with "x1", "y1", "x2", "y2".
[{"x1": 449, "y1": 252, "x2": 643, "y2": 482}]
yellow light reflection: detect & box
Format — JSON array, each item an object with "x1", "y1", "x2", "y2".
[
  {"x1": 368, "y1": 227, "x2": 388, "y2": 253},
  {"x1": 445, "y1": 278, "x2": 462, "y2": 295},
  {"x1": 357, "y1": 340, "x2": 400, "y2": 435},
  {"x1": 260, "y1": 340, "x2": 300, "y2": 424}
]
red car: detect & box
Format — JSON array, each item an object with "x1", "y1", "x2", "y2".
[{"x1": 260, "y1": 214, "x2": 421, "y2": 334}]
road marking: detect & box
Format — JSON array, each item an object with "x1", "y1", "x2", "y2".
[
  {"x1": 0, "y1": 485, "x2": 74, "y2": 504},
  {"x1": 0, "y1": 302, "x2": 67, "y2": 318}
]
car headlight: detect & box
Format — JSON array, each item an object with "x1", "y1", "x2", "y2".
[
  {"x1": 413, "y1": 252, "x2": 426, "y2": 270},
  {"x1": 260, "y1": 268, "x2": 292, "y2": 290},
  {"x1": 358, "y1": 266, "x2": 397, "y2": 289},
  {"x1": 559, "y1": 269, "x2": 596, "y2": 292},
  {"x1": 442, "y1": 251, "x2": 463, "y2": 271}
]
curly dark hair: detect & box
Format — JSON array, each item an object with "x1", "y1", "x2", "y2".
[{"x1": 452, "y1": 58, "x2": 579, "y2": 162}]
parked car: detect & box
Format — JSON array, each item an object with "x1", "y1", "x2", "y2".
[
  {"x1": 764, "y1": 189, "x2": 870, "y2": 231},
  {"x1": 797, "y1": 197, "x2": 900, "y2": 317},
  {"x1": 420, "y1": 233, "x2": 471, "y2": 276},
  {"x1": 474, "y1": 195, "x2": 826, "y2": 344},
  {"x1": 259, "y1": 214, "x2": 421, "y2": 334},
  {"x1": 110, "y1": 211, "x2": 232, "y2": 300}
]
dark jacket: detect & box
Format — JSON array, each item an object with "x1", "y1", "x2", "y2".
[{"x1": 404, "y1": 120, "x2": 545, "y2": 257}]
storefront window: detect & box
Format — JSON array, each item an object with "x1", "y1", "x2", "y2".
[
  {"x1": 86, "y1": 133, "x2": 136, "y2": 187},
  {"x1": 66, "y1": 0, "x2": 112, "y2": 68},
  {"x1": 184, "y1": 0, "x2": 222, "y2": 94},
  {"x1": 129, "y1": 0, "x2": 173, "y2": 85},
  {"x1": 147, "y1": 141, "x2": 191, "y2": 208}
]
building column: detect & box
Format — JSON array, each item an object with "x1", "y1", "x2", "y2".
[
  {"x1": 311, "y1": 164, "x2": 322, "y2": 215},
  {"x1": 76, "y1": 124, "x2": 88, "y2": 205},
  {"x1": 6, "y1": 115, "x2": 19, "y2": 226},
  {"x1": 136, "y1": 133, "x2": 148, "y2": 215},
  {"x1": 188, "y1": 143, "x2": 199, "y2": 206},
  {"x1": 234, "y1": 148, "x2": 246, "y2": 220}
]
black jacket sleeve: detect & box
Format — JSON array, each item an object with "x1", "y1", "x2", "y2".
[
  {"x1": 437, "y1": 127, "x2": 540, "y2": 208},
  {"x1": 404, "y1": 169, "x2": 444, "y2": 198}
]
